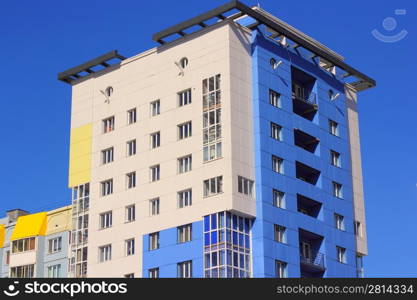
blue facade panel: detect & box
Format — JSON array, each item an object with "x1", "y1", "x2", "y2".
[
  {"x1": 251, "y1": 28, "x2": 357, "y2": 278},
  {"x1": 142, "y1": 221, "x2": 203, "y2": 278}
]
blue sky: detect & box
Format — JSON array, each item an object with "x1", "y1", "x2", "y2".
[{"x1": 0, "y1": 0, "x2": 415, "y2": 277}]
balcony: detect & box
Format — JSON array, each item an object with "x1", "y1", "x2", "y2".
[
  {"x1": 294, "y1": 129, "x2": 319, "y2": 154},
  {"x1": 297, "y1": 194, "x2": 322, "y2": 219},
  {"x1": 291, "y1": 66, "x2": 318, "y2": 121},
  {"x1": 300, "y1": 251, "x2": 325, "y2": 272},
  {"x1": 295, "y1": 161, "x2": 321, "y2": 186}
]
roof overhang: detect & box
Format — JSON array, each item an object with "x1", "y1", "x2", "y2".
[
  {"x1": 58, "y1": 50, "x2": 126, "y2": 84},
  {"x1": 153, "y1": 0, "x2": 375, "y2": 92}
]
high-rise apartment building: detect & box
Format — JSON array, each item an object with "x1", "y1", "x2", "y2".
[{"x1": 57, "y1": 1, "x2": 374, "y2": 278}]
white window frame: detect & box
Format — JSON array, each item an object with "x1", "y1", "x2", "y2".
[
  {"x1": 150, "y1": 165, "x2": 160, "y2": 182},
  {"x1": 336, "y1": 246, "x2": 346, "y2": 263},
  {"x1": 47, "y1": 264, "x2": 61, "y2": 278},
  {"x1": 238, "y1": 176, "x2": 254, "y2": 198},
  {"x1": 127, "y1": 139, "x2": 136, "y2": 157},
  {"x1": 329, "y1": 119, "x2": 339, "y2": 136},
  {"x1": 102, "y1": 116, "x2": 115, "y2": 134},
  {"x1": 101, "y1": 147, "x2": 114, "y2": 165},
  {"x1": 48, "y1": 237, "x2": 62, "y2": 254},
  {"x1": 149, "y1": 268, "x2": 159, "y2": 278},
  {"x1": 269, "y1": 89, "x2": 281, "y2": 108},
  {"x1": 125, "y1": 205, "x2": 136, "y2": 223},
  {"x1": 150, "y1": 100, "x2": 160, "y2": 116},
  {"x1": 149, "y1": 232, "x2": 159, "y2": 250},
  {"x1": 101, "y1": 179, "x2": 113, "y2": 196},
  {"x1": 275, "y1": 260, "x2": 287, "y2": 278},
  {"x1": 274, "y1": 224, "x2": 286, "y2": 243},
  {"x1": 178, "y1": 121, "x2": 192, "y2": 140},
  {"x1": 178, "y1": 155, "x2": 192, "y2": 174},
  {"x1": 178, "y1": 89, "x2": 192, "y2": 107},
  {"x1": 203, "y1": 176, "x2": 223, "y2": 197},
  {"x1": 126, "y1": 171, "x2": 136, "y2": 189},
  {"x1": 177, "y1": 224, "x2": 192, "y2": 243},
  {"x1": 178, "y1": 189, "x2": 192, "y2": 208},
  {"x1": 177, "y1": 260, "x2": 192, "y2": 278},
  {"x1": 127, "y1": 108, "x2": 137, "y2": 125},
  {"x1": 333, "y1": 181, "x2": 343, "y2": 198},
  {"x1": 125, "y1": 238, "x2": 135, "y2": 256},
  {"x1": 331, "y1": 150, "x2": 341, "y2": 167},
  {"x1": 99, "y1": 244, "x2": 112, "y2": 262},
  {"x1": 150, "y1": 132, "x2": 161, "y2": 149},
  {"x1": 270, "y1": 122, "x2": 282, "y2": 141},
  {"x1": 272, "y1": 155, "x2": 284, "y2": 174},
  {"x1": 334, "y1": 213, "x2": 345, "y2": 231},
  {"x1": 99, "y1": 211, "x2": 112, "y2": 229},
  {"x1": 272, "y1": 189, "x2": 285, "y2": 209},
  {"x1": 149, "y1": 198, "x2": 160, "y2": 216}
]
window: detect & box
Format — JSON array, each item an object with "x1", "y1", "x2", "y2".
[
  {"x1": 203, "y1": 142, "x2": 222, "y2": 162},
  {"x1": 103, "y1": 116, "x2": 115, "y2": 133},
  {"x1": 127, "y1": 108, "x2": 137, "y2": 124},
  {"x1": 149, "y1": 198, "x2": 160, "y2": 216},
  {"x1": 149, "y1": 232, "x2": 159, "y2": 250},
  {"x1": 272, "y1": 155, "x2": 284, "y2": 174},
  {"x1": 272, "y1": 189, "x2": 285, "y2": 208},
  {"x1": 10, "y1": 264, "x2": 34, "y2": 278},
  {"x1": 178, "y1": 89, "x2": 192, "y2": 106},
  {"x1": 178, "y1": 189, "x2": 192, "y2": 208},
  {"x1": 270, "y1": 122, "x2": 282, "y2": 141},
  {"x1": 336, "y1": 246, "x2": 346, "y2": 263},
  {"x1": 101, "y1": 179, "x2": 113, "y2": 196},
  {"x1": 99, "y1": 245, "x2": 112, "y2": 262},
  {"x1": 178, "y1": 155, "x2": 192, "y2": 173},
  {"x1": 11, "y1": 237, "x2": 36, "y2": 254},
  {"x1": 101, "y1": 147, "x2": 114, "y2": 165},
  {"x1": 203, "y1": 74, "x2": 222, "y2": 162},
  {"x1": 48, "y1": 237, "x2": 62, "y2": 254},
  {"x1": 47, "y1": 264, "x2": 61, "y2": 278},
  {"x1": 203, "y1": 176, "x2": 223, "y2": 197},
  {"x1": 149, "y1": 268, "x2": 159, "y2": 278},
  {"x1": 5, "y1": 250, "x2": 10, "y2": 265},
  {"x1": 150, "y1": 132, "x2": 160, "y2": 149},
  {"x1": 269, "y1": 89, "x2": 281, "y2": 108},
  {"x1": 334, "y1": 213, "x2": 345, "y2": 231},
  {"x1": 124, "y1": 273, "x2": 134, "y2": 278},
  {"x1": 332, "y1": 182, "x2": 343, "y2": 198},
  {"x1": 354, "y1": 221, "x2": 363, "y2": 238},
  {"x1": 238, "y1": 176, "x2": 254, "y2": 197},
  {"x1": 126, "y1": 172, "x2": 136, "y2": 189},
  {"x1": 127, "y1": 139, "x2": 136, "y2": 156},
  {"x1": 274, "y1": 225, "x2": 286, "y2": 243},
  {"x1": 125, "y1": 205, "x2": 135, "y2": 223},
  {"x1": 275, "y1": 260, "x2": 287, "y2": 278},
  {"x1": 178, "y1": 224, "x2": 192, "y2": 243},
  {"x1": 329, "y1": 119, "x2": 339, "y2": 136},
  {"x1": 99, "y1": 211, "x2": 112, "y2": 229},
  {"x1": 331, "y1": 150, "x2": 341, "y2": 167},
  {"x1": 178, "y1": 121, "x2": 192, "y2": 140},
  {"x1": 177, "y1": 260, "x2": 192, "y2": 278},
  {"x1": 150, "y1": 165, "x2": 160, "y2": 182},
  {"x1": 125, "y1": 239, "x2": 135, "y2": 256},
  {"x1": 150, "y1": 100, "x2": 160, "y2": 116}
]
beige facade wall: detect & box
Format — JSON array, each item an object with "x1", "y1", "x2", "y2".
[
  {"x1": 345, "y1": 84, "x2": 368, "y2": 256},
  {"x1": 69, "y1": 21, "x2": 255, "y2": 277}
]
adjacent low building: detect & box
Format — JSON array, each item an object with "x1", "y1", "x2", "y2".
[{"x1": 0, "y1": 207, "x2": 71, "y2": 278}]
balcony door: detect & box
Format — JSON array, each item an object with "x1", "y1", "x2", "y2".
[{"x1": 300, "y1": 241, "x2": 312, "y2": 260}]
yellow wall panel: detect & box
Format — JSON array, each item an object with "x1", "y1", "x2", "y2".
[
  {"x1": 46, "y1": 206, "x2": 72, "y2": 235},
  {"x1": 69, "y1": 123, "x2": 92, "y2": 188},
  {"x1": 0, "y1": 225, "x2": 5, "y2": 248},
  {"x1": 10, "y1": 212, "x2": 47, "y2": 241}
]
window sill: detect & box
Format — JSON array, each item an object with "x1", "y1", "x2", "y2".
[{"x1": 203, "y1": 192, "x2": 224, "y2": 199}]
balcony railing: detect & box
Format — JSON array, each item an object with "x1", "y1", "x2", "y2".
[
  {"x1": 292, "y1": 91, "x2": 317, "y2": 106},
  {"x1": 300, "y1": 252, "x2": 325, "y2": 270}
]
